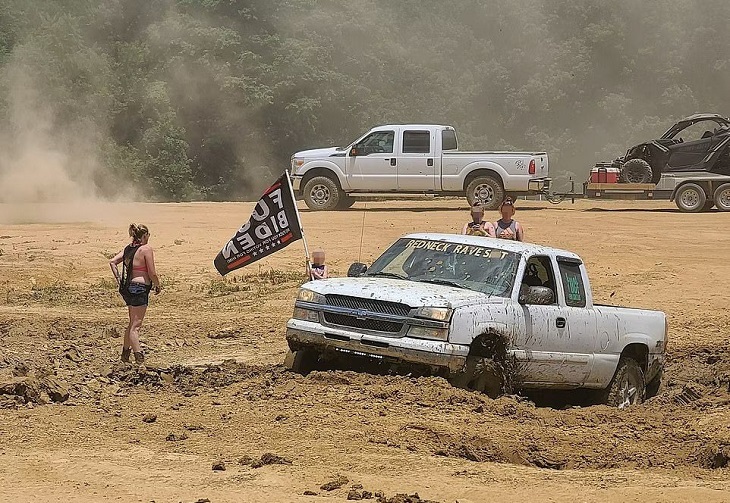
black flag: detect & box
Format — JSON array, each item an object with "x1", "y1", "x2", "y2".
[{"x1": 214, "y1": 172, "x2": 303, "y2": 276}]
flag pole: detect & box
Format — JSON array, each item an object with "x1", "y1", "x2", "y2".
[{"x1": 285, "y1": 170, "x2": 312, "y2": 278}]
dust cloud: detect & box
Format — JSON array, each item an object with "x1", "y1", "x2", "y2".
[{"x1": 0, "y1": 48, "x2": 130, "y2": 224}]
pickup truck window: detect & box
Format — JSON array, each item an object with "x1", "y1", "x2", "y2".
[
  {"x1": 366, "y1": 238, "x2": 519, "y2": 296},
  {"x1": 357, "y1": 131, "x2": 394, "y2": 155},
  {"x1": 442, "y1": 129, "x2": 458, "y2": 150},
  {"x1": 402, "y1": 131, "x2": 431, "y2": 154},
  {"x1": 558, "y1": 261, "x2": 586, "y2": 307},
  {"x1": 522, "y1": 256, "x2": 558, "y2": 304}
]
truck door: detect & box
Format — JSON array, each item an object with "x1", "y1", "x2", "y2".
[
  {"x1": 514, "y1": 255, "x2": 592, "y2": 387},
  {"x1": 347, "y1": 130, "x2": 397, "y2": 190},
  {"x1": 397, "y1": 129, "x2": 438, "y2": 191}
]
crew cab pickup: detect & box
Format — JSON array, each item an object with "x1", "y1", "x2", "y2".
[
  {"x1": 290, "y1": 125, "x2": 549, "y2": 210},
  {"x1": 285, "y1": 234, "x2": 667, "y2": 408}
]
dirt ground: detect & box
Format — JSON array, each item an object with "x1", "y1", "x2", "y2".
[{"x1": 1, "y1": 198, "x2": 729, "y2": 503}]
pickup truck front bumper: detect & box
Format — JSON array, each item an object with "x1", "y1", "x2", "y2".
[
  {"x1": 286, "y1": 319, "x2": 469, "y2": 375},
  {"x1": 291, "y1": 175, "x2": 302, "y2": 193}
]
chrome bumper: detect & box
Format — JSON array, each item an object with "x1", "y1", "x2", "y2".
[
  {"x1": 528, "y1": 177, "x2": 550, "y2": 193},
  {"x1": 286, "y1": 320, "x2": 469, "y2": 374},
  {"x1": 291, "y1": 175, "x2": 302, "y2": 192}
]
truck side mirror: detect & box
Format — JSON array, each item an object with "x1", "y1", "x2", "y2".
[
  {"x1": 519, "y1": 285, "x2": 555, "y2": 305},
  {"x1": 347, "y1": 262, "x2": 368, "y2": 277}
]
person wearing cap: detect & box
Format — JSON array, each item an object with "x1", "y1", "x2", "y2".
[
  {"x1": 494, "y1": 197, "x2": 524, "y2": 241},
  {"x1": 462, "y1": 203, "x2": 496, "y2": 237},
  {"x1": 310, "y1": 250, "x2": 329, "y2": 280}
]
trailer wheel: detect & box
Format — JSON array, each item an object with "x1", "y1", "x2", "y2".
[
  {"x1": 620, "y1": 159, "x2": 653, "y2": 184},
  {"x1": 713, "y1": 183, "x2": 730, "y2": 211},
  {"x1": 675, "y1": 183, "x2": 707, "y2": 213},
  {"x1": 466, "y1": 175, "x2": 505, "y2": 210}
]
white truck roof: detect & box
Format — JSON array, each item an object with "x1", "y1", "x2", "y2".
[
  {"x1": 403, "y1": 233, "x2": 582, "y2": 261},
  {"x1": 370, "y1": 124, "x2": 454, "y2": 130}
]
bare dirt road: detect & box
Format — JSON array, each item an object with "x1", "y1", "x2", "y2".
[{"x1": 1, "y1": 199, "x2": 729, "y2": 503}]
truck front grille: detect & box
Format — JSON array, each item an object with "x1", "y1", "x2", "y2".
[
  {"x1": 322, "y1": 313, "x2": 403, "y2": 333},
  {"x1": 324, "y1": 295, "x2": 411, "y2": 317}
]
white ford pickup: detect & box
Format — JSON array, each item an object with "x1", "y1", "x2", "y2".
[
  {"x1": 290, "y1": 125, "x2": 549, "y2": 210},
  {"x1": 285, "y1": 234, "x2": 667, "y2": 408}
]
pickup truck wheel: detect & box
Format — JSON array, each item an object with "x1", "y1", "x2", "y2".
[
  {"x1": 645, "y1": 369, "x2": 662, "y2": 399},
  {"x1": 284, "y1": 348, "x2": 319, "y2": 375},
  {"x1": 619, "y1": 159, "x2": 653, "y2": 184},
  {"x1": 303, "y1": 176, "x2": 341, "y2": 211},
  {"x1": 713, "y1": 183, "x2": 730, "y2": 211},
  {"x1": 466, "y1": 176, "x2": 505, "y2": 210},
  {"x1": 674, "y1": 183, "x2": 707, "y2": 213},
  {"x1": 451, "y1": 356, "x2": 502, "y2": 399},
  {"x1": 605, "y1": 357, "x2": 645, "y2": 409}
]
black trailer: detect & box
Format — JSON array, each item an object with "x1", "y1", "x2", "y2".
[{"x1": 545, "y1": 172, "x2": 730, "y2": 213}]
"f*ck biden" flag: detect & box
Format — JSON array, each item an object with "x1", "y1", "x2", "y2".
[{"x1": 214, "y1": 172, "x2": 303, "y2": 276}]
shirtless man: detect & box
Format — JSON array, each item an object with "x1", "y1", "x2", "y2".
[
  {"x1": 462, "y1": 203, "x2": 496, "y2": 237},
  {"x1": 494, "y1": 198, "x2": 524, "y2": 241}
]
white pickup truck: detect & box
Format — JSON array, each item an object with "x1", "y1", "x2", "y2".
[
  {"x1": 285, "y1": 234, "x2": 667, "y2": 408},
  {"x1": 290, "y1": 125, "x2": 549, "y2": 210}
]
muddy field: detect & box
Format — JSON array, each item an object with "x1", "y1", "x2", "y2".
[{"x1": 1, "y1": 199, "x2": 729, "y2": 503}]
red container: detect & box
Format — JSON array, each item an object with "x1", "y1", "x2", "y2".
[{"x1": 590, "y1": 167, "x2": 620, "y2": 183}]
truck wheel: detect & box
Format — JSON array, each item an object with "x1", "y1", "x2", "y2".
[
  {"x1": 645, "y1": 369, "x2": 662, "y2": 399},
  {"x1": 284, "y1": 348, "x2": 319, "y2": 375},
  {"x1": 619, "y1": 159, "x2": 653, "y2": 184},
  {"x1": 450, "y1": 356, "x2": 502, "y2": 398},
  {"x1": 713, "y1": 183, "x2": 730, "y2": 211},
  {"x1": 466, "y1": 175, "x2": 505, "y2": 210},
  {"x1": 674, "y1": 183, "x2": 707, "y2": 213},
  {"x1": 336, "y1": 195, "x2": 356, "y2": 209},
  {"x1": 303, "y1": 176, "x2": 341, "y2": 211},
  {"x1": 604, "y1": 357, "x2": 645, "y2": 409}
]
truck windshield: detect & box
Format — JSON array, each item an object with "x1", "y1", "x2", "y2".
[{"x1": 366, "y1": 238, "x2": 519, "y2": 297}]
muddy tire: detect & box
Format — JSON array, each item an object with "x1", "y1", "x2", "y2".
[
  {"x1": 303, "y1": 176, "x2": 341, "y2": 211},
  {"x1": 713, "y1": 183, "x2": 730, "y2": 211},
  {"x1": 674, "y1": 183, "x2": 707, "y2": 213},
  {"x1": 645, "y1": 369, "x2": 662, "y2": 399},
  {"x1": 620, "y1": 159, "x2": 653, "y2": 184},
  {"x1": 451, "y1": 356, "x2": 502, "y2": 399},
  {"x1": 336, "y1": 195, "x2": 356, "y2": 209},
  {"x1": 284, "y1": 348, "x2": 319, "y2": 375},
  {"x1": 466, "y1": 175, "x2": 505, "y2": 210},
  {"x1": 604, "y1": 357, "x2": 645, "y2": 409}
]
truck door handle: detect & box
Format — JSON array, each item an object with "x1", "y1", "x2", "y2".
[
  {"x1": 556, "y1": 317, "x2": 566, "y2": 329},
  {"x1": 390, "y1": 158, "x2": 396, "y2": 166},
  {"x1": 427, "y1": 158, "x2": 434, "y2": 166}
]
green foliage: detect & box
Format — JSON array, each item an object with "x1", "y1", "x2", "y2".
[{"x1": 2, "y1": 0, "x2": 730, "y2": 198}]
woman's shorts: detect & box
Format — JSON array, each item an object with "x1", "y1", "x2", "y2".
[{"x1": 121, "y1": 282, "x2": 151, "y2": 307}]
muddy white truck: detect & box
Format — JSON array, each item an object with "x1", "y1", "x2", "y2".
[
  {"x1": 289, "y1": 125, "x2": 549, "y2": 210},
  {"x1": 285, "y1": 234, "x2": 667, "y2": 408}
]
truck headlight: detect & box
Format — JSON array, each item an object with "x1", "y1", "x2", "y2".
[
  {"x1": 296, "y1": 288, "x2": 324, "y2": 304},
  {"x1": 293, "y1": 307, "x2": 320, "y2": 322},
  {"x1": 414, "y1": 306, "x2": 452, "y2": 321},
  {"x1": 291, "y1": 158, "x2": 305, "y2": 173},
  {"x1": 407, "y1": 325, "x2": 449, "y2": 341}
]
